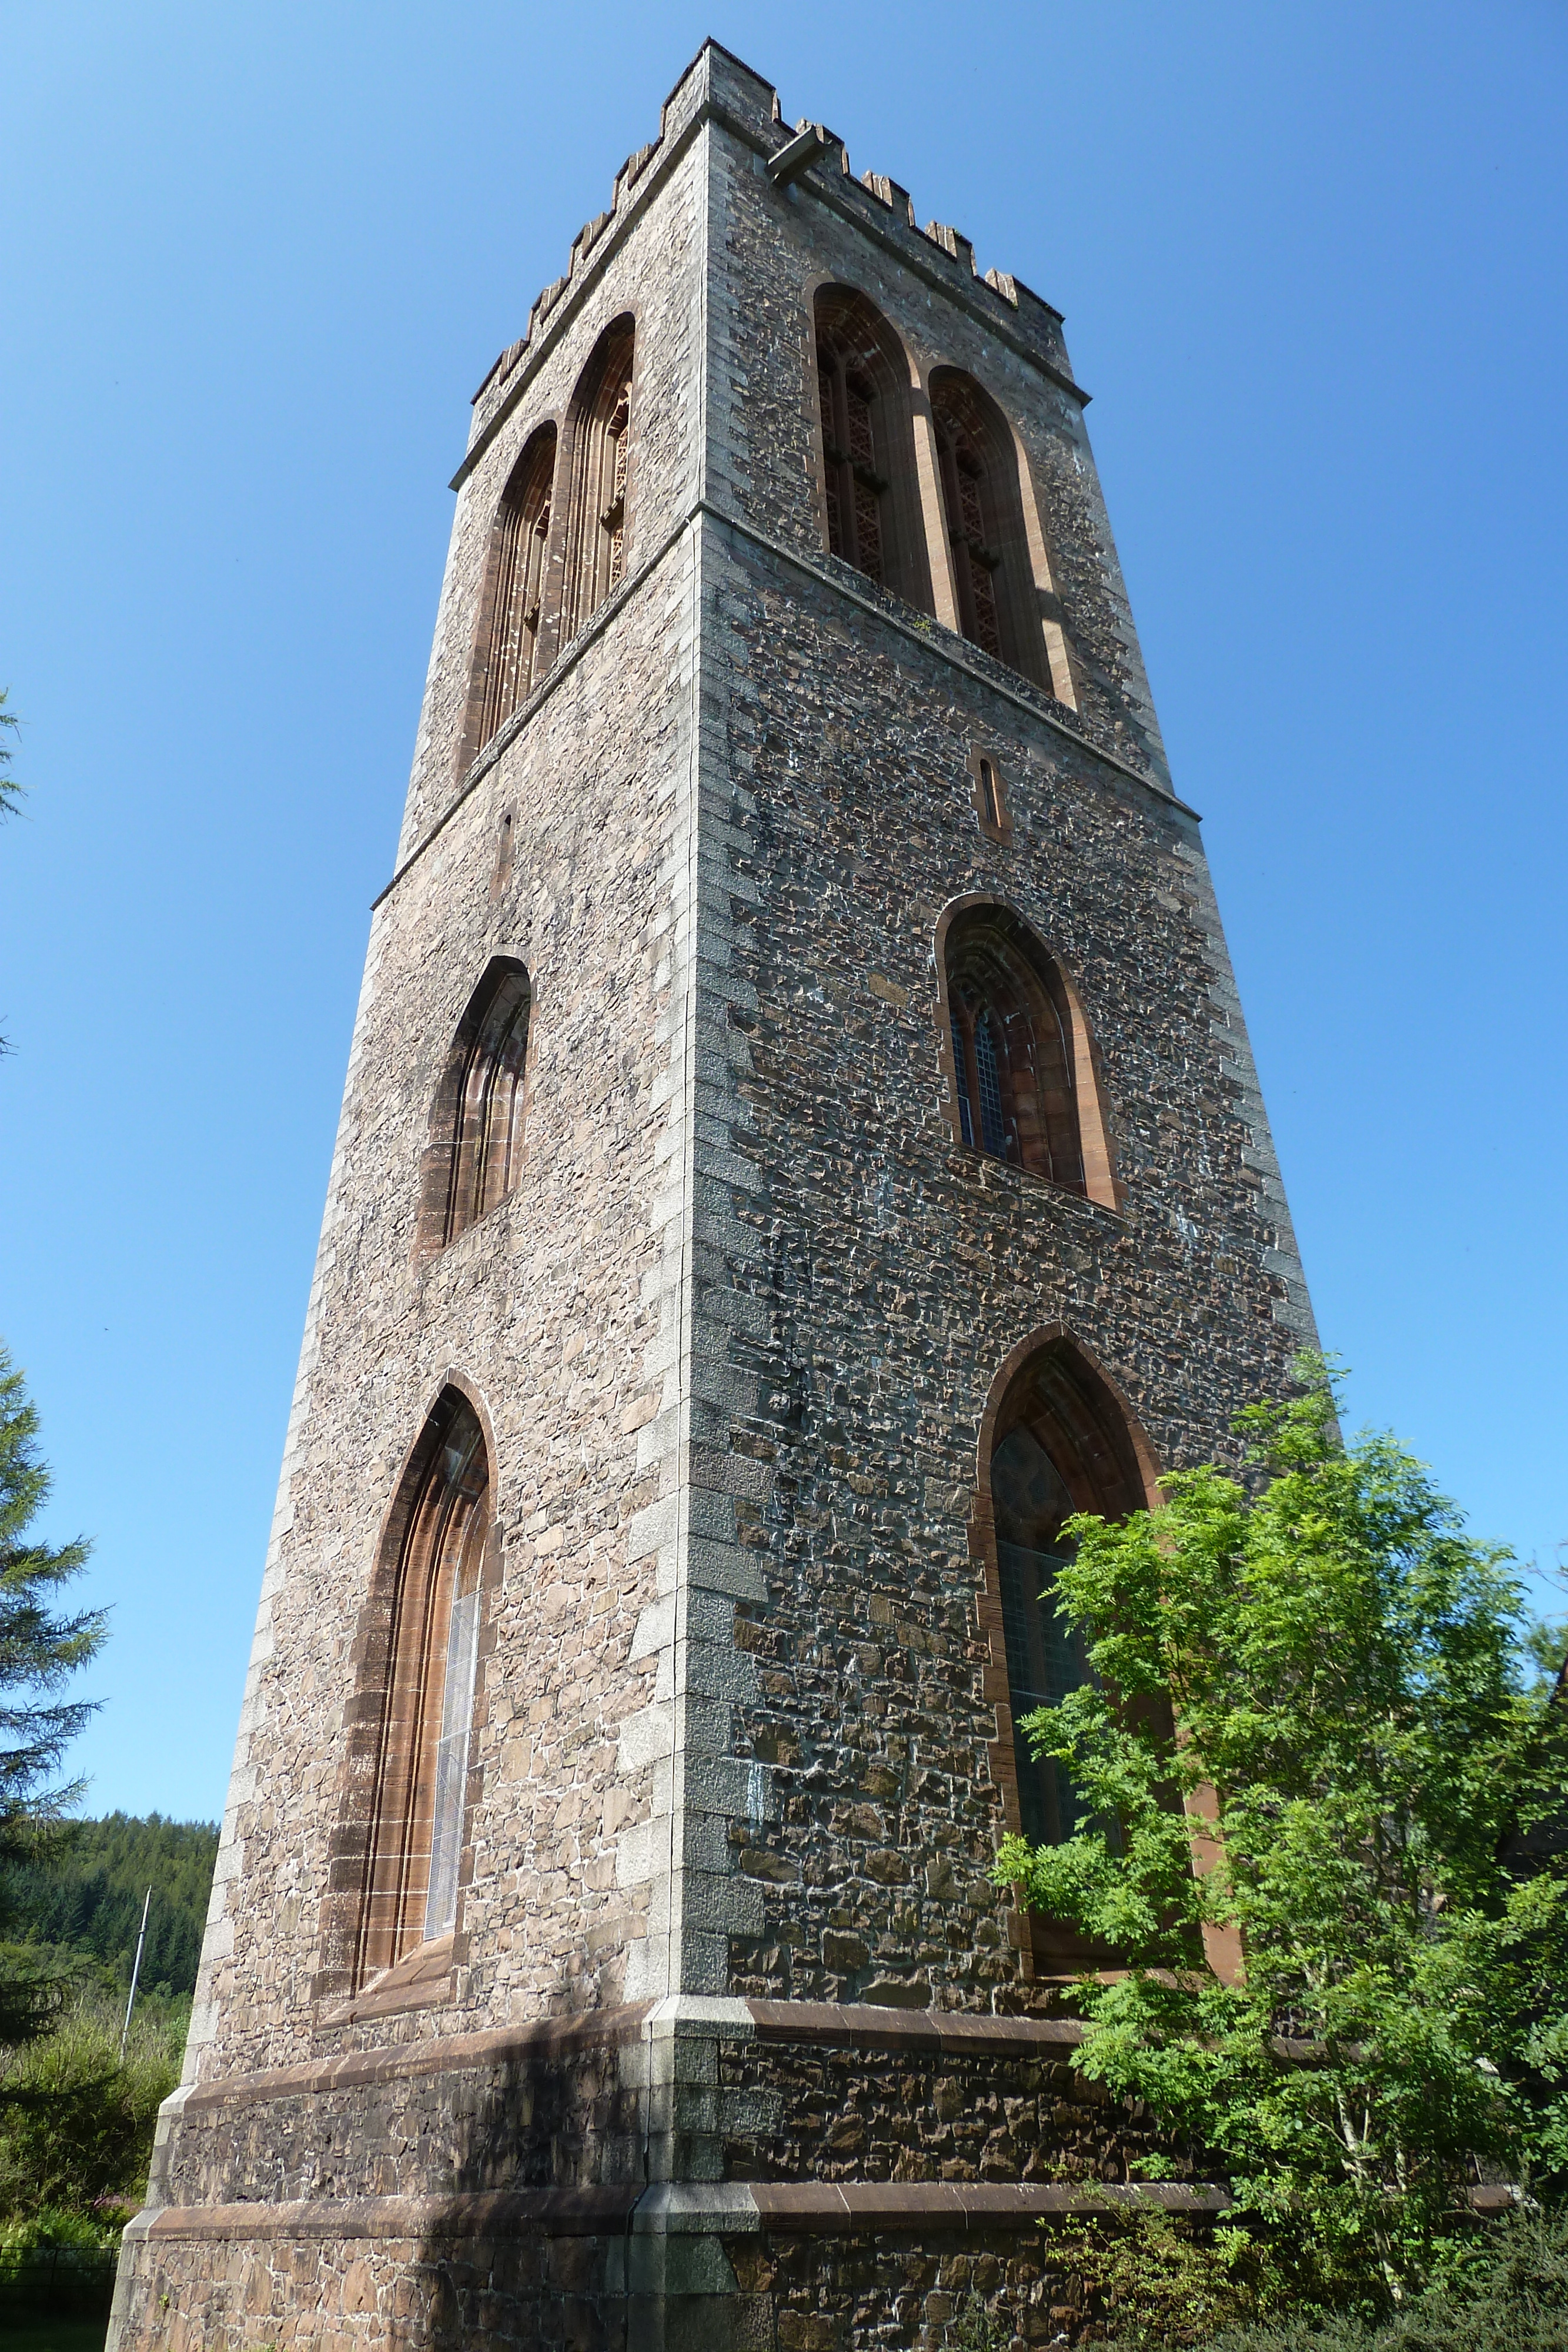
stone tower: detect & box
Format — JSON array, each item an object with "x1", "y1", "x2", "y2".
[{"x1": 110, "y1": 42, "x2": 1315, "y2": 2352}]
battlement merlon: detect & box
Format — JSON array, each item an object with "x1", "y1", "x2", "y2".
[{"x1": 460, "y1": 39, "x2": 1084, "y2": 486}]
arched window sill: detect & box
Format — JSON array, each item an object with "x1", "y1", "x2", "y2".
[
  {"x1": 417, "y1": 1188, "x2": 519, "y2": 1271},
  {"x1": 316, "y1": 1932, "x2": 455, "y2": 2028},
  {"x1": 944, "y1": 1141, "x2": 1125, "y2": 1227}
]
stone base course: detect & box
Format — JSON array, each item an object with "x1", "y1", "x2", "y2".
[{"x1": 108, "y1": 2001, "x2": 1225, "y2": 2349}]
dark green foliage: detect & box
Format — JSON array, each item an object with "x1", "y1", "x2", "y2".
[
  {"x1": 0, "y1": 1354, "x2": 104, "y2": 1862},
  {"x1": 0, "y1": 1351, "x2": 106, "y2": 2041},
  {"x1": 5, "y1": 1814, "x2": 218, "y2": 2000},
  {"x1": 0, "y1": 1990, "x2": 180, "y2": 2223},
  {"x1": 950, "y1": 2294, "x2": 1013, "y2": 2352},
  {"x1": 0, "y1": 2327, "x2": 112, "y2": 2351},
  {"x1": 1189, "y1": 2206, "x2": 1568, "y2": 2350},
  {"x1": 1077, "y1": 2205, "x2": 1568, "y2": 2350},
  {"x1": 1062, "y1": 2206, "x2": 1271, "y2": 2346},
  {"x1": 994, "y1": 1358, "x2": 1568, "y2": 2311}
]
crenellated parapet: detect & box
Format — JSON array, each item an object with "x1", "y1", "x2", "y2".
[{"x1": 469, "y1": 41, "x2": 1079, "y2": 445}]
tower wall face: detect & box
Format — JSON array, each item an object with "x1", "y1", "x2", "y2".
[
  {"x1": 180, "y1": 113, "x2": 716, "y2": 2080},
  {"x1": 111, "y1": 42, "x2": 1313, "y2": 2352}
]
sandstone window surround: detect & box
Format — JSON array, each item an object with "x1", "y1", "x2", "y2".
[
  {"x1": 811, "y1": 284, "x2": 934, "y2": 613},
  {"x1": 807, "y1": 293, "x2": 1076, "y2": 708},
  {"x1": 559, "y1": 315, "x2": 636, "y2": 644},
  {"x1": 468, "y1": 424, "x2": 558, "y2": 763},
  {"x1": 414, "y1": 957, "x2": 532, "y2": 1258},
  {"x1": 928, "y1": 368, "x2": 1051, "y2": 692},
  {"x1": 972, "y1": 1331, "x2": 1162, "y2": 1973},
  {"x1": 343, "y1": 1389, "x2": 493, "y2": 1989},
  {"x1": 969, "y1": 746, "x2": 1014, "y2": 846},
  {"x1": 936, "y1": 898, "x2": 1117, "y2": 1208}
]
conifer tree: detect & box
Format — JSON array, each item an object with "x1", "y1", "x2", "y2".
[{"x1": 0, "y1": 1351, "x2": 105, "y2": 2040}]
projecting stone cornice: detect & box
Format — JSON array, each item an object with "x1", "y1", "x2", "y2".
[
  {"x1": 180, "y1": 1995, "x2": 1092, "y2": 2117},
  {"x1": 125, "y1": 2179, "x2": 1232, "y2": 2248},
  {"x1": 375, "y1": 496, "x2": 1189, "y2": 918}
]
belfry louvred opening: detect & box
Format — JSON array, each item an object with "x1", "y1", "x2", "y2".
[{"x1": 109, "y1": 45, "x2": 1317, "y2": 2352}]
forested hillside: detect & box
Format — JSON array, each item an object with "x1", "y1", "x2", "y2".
[{"x1": 4, "y1": 1815, "x2": 218, "y2": 2000}]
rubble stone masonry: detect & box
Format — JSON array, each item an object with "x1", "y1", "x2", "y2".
[{"x1": 109, "y1": 39, "x2": 1314, "y2": 2352}]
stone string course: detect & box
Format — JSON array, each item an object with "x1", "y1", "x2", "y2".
[{"x1": 109, "y1": 38, "x2": 1315, "y2": 2352}]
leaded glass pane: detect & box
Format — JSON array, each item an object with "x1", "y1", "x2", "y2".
[
  {"x1": 951, "y1": 1013, "x2": 974, "y2": 1145},
  {"x1": 974, "y1": 1011, "x2": 1008, "y2": 1156},
  {"x1": 424, "y1": 1583, "x2": 480, "y2": 1939}
]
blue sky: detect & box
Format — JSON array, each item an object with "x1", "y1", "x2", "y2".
[{"x1": 3, "y1": 2, "x2": 1564, "y2": 1825}]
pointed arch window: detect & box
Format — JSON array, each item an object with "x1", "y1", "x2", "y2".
[
  {"x1": 985, "y1": 1341, "x2": 1149, "y2": 1862},
  {"x1": 416, "y1": 959, "x2": 531, "y2": 1257},
  {"x1": 561, "y1": 318, "x2": 634, "y2": 643},
  {"x1": 812, "y1": 287, "x2": 934, "y2": 615},
  {"x1": 941, "y1": 903, "x2": 1118, "y2": 1207},
  {"x1": 930, "y1": 370, "x2": 1047, "y2": 690},
  {"x1": 355, "y1": 1390, "x2": 491, "y2": 1984},
  {"x1": 473, "y1": 426, "x2": 557, "y2": 757}
]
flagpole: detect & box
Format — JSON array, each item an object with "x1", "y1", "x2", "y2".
[{"x1": 119, "y1": 1887, "x2": 152, "y2": 2062}]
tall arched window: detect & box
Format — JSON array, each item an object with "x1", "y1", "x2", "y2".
[
  {"x1": 984, "y1": 1339, "x2": 1149, "y2": 1864},
  {"x1": 415, "y1": 959, "x2": 531, "y2": 1257},
  {"x1": 942, "y1": 903, "x2": 1117, "y2": 1200},
  {"x1": 472, "y1": 426, "x2": 557, "y2": 755},
  {"x1": 355, "y1": 1389, "x2": 491, "y2": 1984},
  {"x1": 812, "y1": 287, "x2": 933, "y2": 615},
  {"x1": 929, "y1": 369, "x2": 1047, "y2": 689},
  {"x1": 560, "y1": 318, "x2": 634, "y2": 643}
]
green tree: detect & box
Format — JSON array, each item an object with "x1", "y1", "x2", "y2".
[
  {"x1": 0, "y1": 1988, "x2": 180, "y2": 2223},
  {"x1": 993, "y1": 1361, "x2": 1568, "y2": 2315},
  {"x1": 1, "y1": 689, "x2": 21, "y2": 1060},
  {"x1": 4, "y1": 1813, "x2": 219, "y2": 1998},
  {"x1": 0, "y1": 1353, "x2": 106, "y2": 2040}
]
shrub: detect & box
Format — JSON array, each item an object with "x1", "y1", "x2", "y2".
[
  {"x1": 0, "y1": 1988, "x2": 180, "y2": 2219},
  {"x1": 1181, "y1": 2205, "x2": 1568, "y2": 2350}
]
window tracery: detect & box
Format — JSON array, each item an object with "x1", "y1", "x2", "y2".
[
  {"x1": 811, "y1": 287, "x2": 933, "y2": 615},
  {"x1": 944, "y1": 910, "x2": 1086, "y2": 1191},
  {"x1": 416, "y1": 959, "x2": 531, "y2": 1257},
  {"x1": 929, "y1": 369, "x2": 1047, "y2": 689},
  {"x1": 474, "y1": 427, "x2": 556, "y2": 754},
  {"x1": 561, "y1": 319, "x2": 635, "y2": 642},
  {"x1": 353, "y1": 1391, "x2": 491, "y2": 1983},
  {"x1": 984, "y1": 1341, "x2": 1149, "y2": 1859}
]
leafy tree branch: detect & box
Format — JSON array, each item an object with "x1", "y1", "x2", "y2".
[{"x1": 993, "y1": 1358, "x2": 1568, "y2": 2311}]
